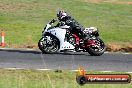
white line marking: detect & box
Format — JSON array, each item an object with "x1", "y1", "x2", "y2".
[
  {"x1": 36, "y1": 69, "x2": 51, "y2": 71},
  {"x1": 4, "y1": 68, "x2": 25, "y2": 70},
  {"x1": 71, "y1": 70, "x2": 78, "y2": 71},
  {"x1": 123, "y1": 53, "x2": 131, "y2": 55},
  {"x1": 2, "y1": 68, "x2": 132, "y2": 74},
  {"x1": 126, "y1": 72, "x2": 132, "y2": 74},
  {"x1": 99, "y1": 71, "x2": 114, "y2": 73},
  {"x1": 104, "y1": 52, "x2": 109, "y2": 53}
]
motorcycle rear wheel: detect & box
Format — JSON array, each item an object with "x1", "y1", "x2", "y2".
[{"x1": 87, "y1": 37, "x2": 106, "y2": 56}]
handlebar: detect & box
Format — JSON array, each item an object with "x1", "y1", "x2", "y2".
[{"x1": 49, "y1": 19, "x2": 57, "y2": 24}]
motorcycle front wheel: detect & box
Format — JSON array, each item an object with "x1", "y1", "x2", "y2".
[
  {"x1": 87, "y1": 37, "x2": 106, "y2": 56},
  {"x1": 38, "y1": 35, "x2": 59, "y2": 54}
]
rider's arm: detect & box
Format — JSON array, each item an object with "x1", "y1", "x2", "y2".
[{"x1": 65, "y1": 19, "x2": 80, "y2": 29}]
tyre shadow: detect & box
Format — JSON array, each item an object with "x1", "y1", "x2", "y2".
[
  {"x1": 0, "y1": 49, "x2": 91, "y2": 56},
  {"x1": 44, "y1": 52, "x2": 89, "y2": 56}
]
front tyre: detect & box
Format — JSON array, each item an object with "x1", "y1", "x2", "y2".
[
  {"x1": 38, "y1": 35, "x2": 59, "y2": 54},
  {"x1": 87, "y1": 37, "x2": 106, "y2": 56}
]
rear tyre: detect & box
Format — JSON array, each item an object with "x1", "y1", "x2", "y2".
[
  {"x1": 38, "y1": 35, "x2": 59, "y2": 54},
  {"x1": 87, "y1": 37, "x2": 106, "y2": 56}
]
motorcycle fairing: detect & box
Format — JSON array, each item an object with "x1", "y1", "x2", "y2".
[{"x1": 44, "y1": 27, "x2": 75, "y2": 51}]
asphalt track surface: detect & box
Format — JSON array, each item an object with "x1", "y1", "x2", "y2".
[{"x1": 0, "y1": 48, "x2": 132, "y2": 72}]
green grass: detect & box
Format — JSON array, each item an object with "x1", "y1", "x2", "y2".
[
  {"x1": 0, "y1": 0, "x2": 132, "y2": 46},
  {"x1": 0, "y1": 69, "x2": 131, "y2": 88}
]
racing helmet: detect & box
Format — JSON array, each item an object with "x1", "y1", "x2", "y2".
[{"x1": 57, "y1": 10, "x2": 67, "y2": 20}]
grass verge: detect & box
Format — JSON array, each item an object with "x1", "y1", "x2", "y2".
[
  {"x1": 0, "y1": 0, "x2": 132, "y2": 51},
  {"x1": 0, "y1": 0, "x2": 132, "y2": 45},
  {"x1": 0, "y1": 69, "x2": 131, "y2": 88}
]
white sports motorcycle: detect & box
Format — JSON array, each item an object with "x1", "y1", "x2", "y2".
[{"x1": 38, "y1": 19, "x2": 106, "y2": 56}]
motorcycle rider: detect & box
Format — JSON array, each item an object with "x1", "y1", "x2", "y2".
[{"x1": 51, "y1": 10, "x2": 88, "y2": 40}]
